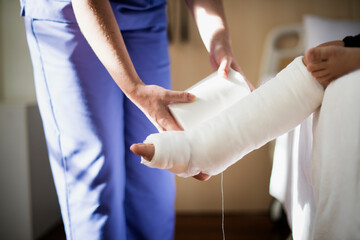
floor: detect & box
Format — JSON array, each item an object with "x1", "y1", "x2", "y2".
[
  {"x1": 175, "y1": 213, "x2": 290, "y2": 240},
  {"x1": 39, "y1": 212, "x2": 291, "y2": 240}
]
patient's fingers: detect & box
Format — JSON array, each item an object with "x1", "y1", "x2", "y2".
[
  {"x1": 193, "y1": 172, "x2": 211, "y2": 181},
  {"x1": 130, "y1": 143, "x2": 155, "y2": 161}
]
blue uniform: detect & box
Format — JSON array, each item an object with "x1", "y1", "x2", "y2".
[{"x1": 20, "y1": 0, "x2": 175, "y2": 239}]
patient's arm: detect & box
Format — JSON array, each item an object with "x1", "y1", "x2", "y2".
[{"x1": 131, "y1": 57, "x2": 324, "y2": 177}]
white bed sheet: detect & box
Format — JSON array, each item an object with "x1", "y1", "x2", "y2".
[{"x1": 269, "y1": 15, "x2": 360, "y2": 240}]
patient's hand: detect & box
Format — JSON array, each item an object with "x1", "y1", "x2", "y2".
[
  {"x1": 130, "y1": 143, "x2": 211, "y2": 181},
  {"x1": 303, "y1": 40, "x2": 360, "y2": 88}
]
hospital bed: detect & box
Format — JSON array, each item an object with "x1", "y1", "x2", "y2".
[{"x1": 259, "y1": 15, "x2": 360, "y2": 234}]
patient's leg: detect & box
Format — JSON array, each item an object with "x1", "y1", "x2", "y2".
[{"x1": 132, "y1": 57, "x2": 324, "y2": 178}]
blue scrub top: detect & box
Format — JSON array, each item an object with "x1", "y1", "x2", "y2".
[{"x1": 20, "y1": 0, "x2": 167, "y2": 30}]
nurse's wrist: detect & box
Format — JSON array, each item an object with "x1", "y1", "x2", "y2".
[{"x1": 125, "y1": 80, "x2": 146, "y2": 100}]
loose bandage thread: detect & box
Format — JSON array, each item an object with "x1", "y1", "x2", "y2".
[{"x1": 221, "y1": 172, "x2": 225, "y2": 240}]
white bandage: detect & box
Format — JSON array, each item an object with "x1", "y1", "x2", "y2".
[
  {"x1": 142, "y1": 57, "x2": 324, "y2": 177},
  {"x1": 169, "y1": 68, "x2": 251, "y2": 130}
]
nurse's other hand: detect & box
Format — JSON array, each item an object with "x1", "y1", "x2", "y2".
[
  {"x1": 209, "y1": 36, "x2": 255, "y2": 91},
  {"x1": 130, "y1": 143, "x2": 211, "y2": 181},
  {"x1": 129, "y1": 84, "x2": 195, "y2": 131}
]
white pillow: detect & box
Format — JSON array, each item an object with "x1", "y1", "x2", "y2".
[{"x1": 303, "y1": 15, "x2": 360, "y2": 50}]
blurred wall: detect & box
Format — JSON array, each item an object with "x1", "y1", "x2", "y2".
[
  {"x1": 0, "y1": 0, "x2": 2, "y2": 100},
  {"x1": 0, "y1": 0, "x2": 359, "y2": 214},
  {"x1": 0, "y1": 0, "x2": 34, "y2": 102}
]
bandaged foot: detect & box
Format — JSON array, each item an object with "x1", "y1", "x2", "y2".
[{"x1": 135, "y1": 57, "x2": 324, "y2": 178}]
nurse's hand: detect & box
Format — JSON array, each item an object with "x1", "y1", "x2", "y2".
[
  {"x1": 130, "y1": 143, "x2": 211, "y2": 181},
  {"x1": 209, "y1": 35, "x2": 255, "y2": 91},
  {"x1": 129, "y1": 84, "x2": 196, "y2": 131}
]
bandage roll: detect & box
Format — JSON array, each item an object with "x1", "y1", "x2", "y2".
[
  {"x1": 143, "y1": 69, "x2": 251, "y2": 175},
  {"x1": 142, "y1": 57, "x2": 324, "y2": 177},
  {"x1": 169, "y1": 68, "x2": 251, "y2": 130}
]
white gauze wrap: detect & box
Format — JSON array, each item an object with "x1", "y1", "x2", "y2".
[{"x1": 141, "y1": 57, "x2": 324, "y2": 177}]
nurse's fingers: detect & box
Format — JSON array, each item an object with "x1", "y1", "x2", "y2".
[
  {"x1": 164, "y1": 90, "x2": 196, "y2": 103},
  {"x1": 229, "y1": 60, "x2": 255, "y2": 91},
  {"x1": 156, "y1": 109, "x2": 183, "y2": 131},
  {"x1": 217, "y1": 57, "x2": 230, "y2": 79},
  {"x1": 210, "y1": 54, "x2": 219, "y2": 72},
  {"x1": 130, "y1": 143, "x2": 155, "y2": 161},
  {"x1": 229, "y1": 59, "x2": 243, "y2": 75}
]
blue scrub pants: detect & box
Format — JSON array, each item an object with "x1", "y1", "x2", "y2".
[{"x1": 24, "y1": 15, "x2": 175, "y2": 240}]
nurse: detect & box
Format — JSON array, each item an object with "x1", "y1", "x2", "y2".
[{"x1": 20, "y1": 0, "x2": 247, "y2": 239}]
